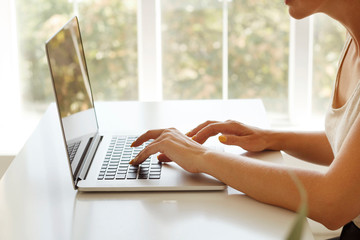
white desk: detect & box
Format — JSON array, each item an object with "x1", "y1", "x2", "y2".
[{"x1": 0, "y1": 100, "x2": 314, "y2": 240}]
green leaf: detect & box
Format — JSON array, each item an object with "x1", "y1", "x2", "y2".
[{"x1": 286, "y1": 172, "x2": 308, "y2": 240}]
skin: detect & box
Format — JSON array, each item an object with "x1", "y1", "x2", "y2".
[{"x1": 130, "y1": 0, "x2": 360, "y2": 230}]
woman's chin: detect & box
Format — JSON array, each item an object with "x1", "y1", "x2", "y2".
[{"x1": 288, "y1": 9, "x2": 310, "y2": 20}]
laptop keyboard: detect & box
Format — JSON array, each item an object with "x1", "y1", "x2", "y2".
[
  {"x1": 98, "y1": 136, "x2": 162, "y2": 180},
  {"x1": 67, "y1": 141, "x2": 81, "y2": 163}
]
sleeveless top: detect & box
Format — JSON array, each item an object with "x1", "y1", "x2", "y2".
[{"x1": 324, "y1": 35, "x2": 360, "y2": 227}]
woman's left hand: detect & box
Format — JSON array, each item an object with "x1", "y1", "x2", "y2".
[{"x1": 129, "y1": 128, "x2": 208, "y2": 173}]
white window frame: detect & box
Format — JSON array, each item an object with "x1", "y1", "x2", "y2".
[
  {"x1": 138, "y1": 0, "x2": 315, "y2": 125},
  {"x1": 137, "y1": 0, "x2": 163, "y2": 101},
  {"x1": 288, "y1": 17, "x2": 314, "y2": 125},
  {"x1": 0, "y1": 0, "x2": 317, "y2": 155},
  {"x1": 0, "y1": 0, "x2": 23, "y2": 155}
]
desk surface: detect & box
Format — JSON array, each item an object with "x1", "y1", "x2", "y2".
[{"x1": 0, "y1": 100, "x2": 314, "y2": 240}]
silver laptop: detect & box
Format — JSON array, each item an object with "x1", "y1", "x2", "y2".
[{"x1": 45, "y1": 16, "x2": 226, "y2": 192}]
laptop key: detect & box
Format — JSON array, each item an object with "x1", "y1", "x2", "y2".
[
  {"x1": 127, "y1": 173, "x2": 137, "y2": 179},
  {"x1": 151, "y1": 163, "x2": 162, "y2": 169},
  {"x1": 116, "y1": 173, "x2": 126, "y2": 180},
  {"x1": 138, "y1": 174, "x2": 148, "y2": 179},
  {"x1": 149, "y1": 174, "x2": 160, "y2": 179},
  {"x1": 99, "y1": 136, "x2": 160, "y2": 181}
]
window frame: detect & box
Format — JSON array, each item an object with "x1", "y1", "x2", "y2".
[
  {"x1": 288, "y1": 16, "x2": 314, "y2": 124},
  {"x1": 137, "y1": 0, "x2": 163, "y2": 101},
  {"x1": 0, "y1": 0, "x2": 23, "y2": 155},
  {"x1": 0, "y1": 0, "x2": 322, "y2": 154},
  {"x1": 140, "y1": 0, "x2": 315, "y2": 124}
]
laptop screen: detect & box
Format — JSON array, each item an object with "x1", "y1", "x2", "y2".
[{"x1": 45, "y1": 16, "x2": 98, "y2": 177}]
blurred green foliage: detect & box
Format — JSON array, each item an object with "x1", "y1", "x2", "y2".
[
  {"x1": 15, "y1": 0, "x2": 345, "y2": 117},
  {"x1": 228, "y1": 0, "x2": 289, "y2": 113},
  {"x1": 161, "y1": 0, "x2": 289, "y2": 114},
  {"x1": 15, "y1": 0, "x2": 72, "y2": 109},
  {"x1": 78, "y1": 0, "x2": 138, "y2": 101},
  {"x1": 15, "y1": 0, "x2": 137, "y2": 111},
  {"x1": 162, "y1": 0, "x2": 223, "y2": 99}
]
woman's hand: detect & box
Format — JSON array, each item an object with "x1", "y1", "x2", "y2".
[
  {"x1": 187, "y1": 120, "x2": 273, "y2": 152},
  {"x1": 130, "y1": 128, "x2": 208, "y2": 173}
]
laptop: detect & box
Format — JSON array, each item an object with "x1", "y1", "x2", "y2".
[{"x1": 45, "y1": 16, "x2": 226, "y2": 192}]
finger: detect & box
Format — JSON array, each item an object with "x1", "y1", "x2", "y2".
[
  {"x1": 194, "y1": 121, "x2": 248, "y2": 144},
  {"x1": 219, "y1": 134, "x2": 252, "y2": 149},
  {"x1": 131, "y1": 129, "x2": 165, "y2": 147},
  {"x1": 130, "y1": 141, "x2": 164, "y2": 165},
  {"x1": 157, "y1": 153, "x2": 172, "y2": 162},
  {"x1": 218, "y1": 134, "x2": 248, "y2": 145},
  {"x1": 218, "y1": 134, "x2": 263, "y2": 152},
  {"x1": 186, "y1": 120, "x2": 218, "y2": 137},
  {"x1": 193, "y1": 122, "x2": 232, "y2": 144},
  {"x1": 131, "y1": 128, "x2": 178, "y2": 164}
]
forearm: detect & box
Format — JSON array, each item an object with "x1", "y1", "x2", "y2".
[
  {"x1": 265, "y1": 131, "x2": 334, "y2": 166},
  {"x1": 201, "y1": 151, "x2": 341, "y2": 229}
]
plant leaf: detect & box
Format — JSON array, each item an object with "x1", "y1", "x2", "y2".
[{"x1": 286, "y1": 172, "x2": 308, "y2": 240}]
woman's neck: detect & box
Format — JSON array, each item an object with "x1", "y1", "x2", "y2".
[{"x1": 322, "y1": 1, "x2": 360, "y2": 57}]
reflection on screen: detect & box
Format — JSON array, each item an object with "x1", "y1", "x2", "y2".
[
  {"x1": 46, "y1": 17, "x2": 98, "y2": 177},
  {"x1": 47, "y1": 17, "x2": 93, "y2": 118}
]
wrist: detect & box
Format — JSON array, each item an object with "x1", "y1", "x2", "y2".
[
  {"x1": 264, "y1": 130, "x2": 286, "y2": 151},
  {"x1": 198, "y1": 148, "x2": 218, "y2": 175}
]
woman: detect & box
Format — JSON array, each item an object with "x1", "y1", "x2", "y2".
[{"x1": 130, "y1": 0, "x2": 360, "y2": 238}]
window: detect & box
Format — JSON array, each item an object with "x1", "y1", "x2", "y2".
[
  {"x1": 161, "y1": 0, "x2": 290, "y2": 116},
  {"x1": 15, "y1": 0, "x2": 72, "y2": 111},
  {"x1": 312, "y1": 13, "x2": 346, "y2": 116},
  {"x1": 0, "y1": 0, "x2": 348, "y2": 154},
  {"x1": 78, "y1": 0, "x2": 138, "y2": 100},
  {"x1": 161, "y1": 0, "x2": 223, "y2": 100},
  {"x1": 228, "y1": 0, "x2": 289, "y2": 114},
  {"x1": 15, "y1": 0, "x2": 137, "y2": 113}
]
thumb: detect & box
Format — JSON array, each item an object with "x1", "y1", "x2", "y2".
[
  {"x1": 218, "y1": 134, "x2": 265, "y2": 152},
  {"x1": 218, "y1": 134, "x2": 249, "y2": 147}
]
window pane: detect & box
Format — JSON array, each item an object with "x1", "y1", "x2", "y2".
[
  {"x1": 161, "y1": 0, "x2": 222, "y2": 99},
  {"x1": 312, "y1": 14, "x2": 346, "y2": 116},
  {"x1": 15, "y1": 0, "x2": 137, "y2": 113},
  {"x1": 15, "y1": 0, "x2": 72, "y2": 111},
  {"x1": 78, "y1": 0, "x2": 138, "y2": 100},
  {"x1": 228, "y1": 0, "x2": 290, "y2": 114}
]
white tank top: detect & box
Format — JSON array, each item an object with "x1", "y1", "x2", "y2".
[{"x1": 324, "y1": 36, "x2": 360, "y2": 227}]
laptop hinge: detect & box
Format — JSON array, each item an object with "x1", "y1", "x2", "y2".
[{"x1": 75, "y1": 133, "x2": 103, "y2": 185}]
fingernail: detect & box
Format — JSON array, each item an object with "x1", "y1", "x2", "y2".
[
  {"x1": 192, "y1": 135, "x2": 196, "y2": 140},
  {"x1": 219, "y1": 135, "x2": 227, "y2": 143},
  {"x1": 185, "y1": 132, "x2": 191, "y2": 136},
  {"x1": 130, "y1": 143, "x2": 134, "y2": 147},
  {"x1": 129, "y1": 159, "x2": 135, "y2": 165}
]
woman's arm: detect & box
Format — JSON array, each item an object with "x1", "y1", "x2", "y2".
[
  {"x1": 202, "y1": 151, "x2": 341, "y2": 229},
  {"x1": 188, "y1": 120, "x2": 334, "y2": 166},
  {"x1": 203, "y1": 115, "x2": 360, "y2": 230},
  {"x1": 267, "y1": 131, "x2": 334, "y2": 166},
  {"x1": 130, "y1": 115, "x2": 360, "y2": 230}
]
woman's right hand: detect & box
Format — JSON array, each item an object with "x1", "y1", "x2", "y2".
[{"x1": 187, "y1": 120, "x2": 275, "y2": 152}]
